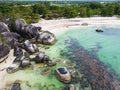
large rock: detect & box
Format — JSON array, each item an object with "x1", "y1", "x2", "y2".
[
  {"x1": 34, "y1": 53, "x2": 50, "y2": 63},
  {"x1": 15, "y1": 18, "x2": 27, "y2": 31},
  {"x1": 14, "y1": 46, "x2": 23, "y2": 56},
  {"x1": 37, "y1": 31, "x2": 56, "y2": 45},
  {"x1": 96, "y1": 29, "x2": 103, "y2": 32},
  {"x1": 55, "y1": 66, "x2": 71, "y2": 83},
  {"x1": 1, "y1": 32, "x2": 21, "y2": 48},
  {"x1": 13, "y1": 52, "x2": 29, "y2": 63},
  {"x1": 0, "y1": 45, "x2": 10, "y2": 63},
  {"x1": 6, "y1": 66, "x2": 19, "y2": 74},
  {"x1": 23, "y1": 40, "x2": 39, "y2": 54},
  {"x1": 0, "y1": 22, "x2": 9, "y2": 33},
  {"x1": 15, "y1": 18, "x2": 41, "y2": 39},
  {"x1": 9, "y1": 82, "x2": 21, "y2": 90},
  {"x1": 19, "y1": 58, "x2": 31, "y2": 68}
]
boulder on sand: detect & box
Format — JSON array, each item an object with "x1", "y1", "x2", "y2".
[
  {"x1": 14, "y1": 46, "x2": 23, "y2": 56},
  {"x1": 19, "y1": 58, "x2": 31, "y2": 68},
  {"x1": 23, "y1": 40, "x2": 39, "y2": 54},
  {"x1": 15, "y1": 18, "x2": 41, "y2": 39}
]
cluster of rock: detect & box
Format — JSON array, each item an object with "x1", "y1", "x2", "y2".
[{"x1": 0, "y1": 18, "x2": 56, "y2": 63}]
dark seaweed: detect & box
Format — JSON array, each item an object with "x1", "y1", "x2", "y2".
[{"x1": 60, "y1": 37, "x2": 120, "y2": 90}]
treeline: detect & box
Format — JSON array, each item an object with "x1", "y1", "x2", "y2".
[{"x1": 0, "y1": 2, "x2": 120, "y2": 24}]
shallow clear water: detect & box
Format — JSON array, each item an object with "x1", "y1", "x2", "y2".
[
  {"x1": 5, "y1": 26, "x2": 120, "y2": 89},
  {"x1": 46, "y1": 26, "x2": 120, "y2": 76}
]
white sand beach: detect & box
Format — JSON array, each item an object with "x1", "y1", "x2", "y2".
[
  {"x1": 33, "y1": 16, "x2": 120, "y2": 35},
  {"x1": 0, "y1": 16, "x2": 120, "y2": 89}
]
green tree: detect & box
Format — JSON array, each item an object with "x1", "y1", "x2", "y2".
[
  {"x1": 80, "y1": 8, "x2": 87, "y2": 17},
  {"x1": 63, "y1": 6, "x2": 78, "y2": 18}
]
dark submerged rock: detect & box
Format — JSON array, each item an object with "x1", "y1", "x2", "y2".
[
  {"x1": 9, "y1": 82, "x2": 21, "y2": 90},
  {"x1": 96, "y1": 29, "x2": 104, "y2": 32},
  {"x1": 62, "y1": 84, "x2": 78, "y2": 90}
]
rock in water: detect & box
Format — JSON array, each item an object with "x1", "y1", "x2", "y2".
[
  {"x1": 0, "y1": 22, "x2": 9, "y2": 33},
  {"x1": 55, "y1": 66, "x2": 71, "y2": 83},
  {"x1": 96, "y1": 29, "x2": 103, "y2": 32},
  {"x1": 9, "y1": 82, "x2": 21, "y2": 90},
  {"x1": 37, "y1": 31, "x2": 56, "y2": 45}
]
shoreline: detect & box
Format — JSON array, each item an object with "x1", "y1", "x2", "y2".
[
  {"x1": 0, "y1": 16, "x2": 120, "y2": 89},
  {"x1": 32, "y1": 16, "x2": 120, "y2": 35}
]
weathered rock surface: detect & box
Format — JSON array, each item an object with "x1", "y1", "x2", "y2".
[
  {"x1": 96, "y1": 29, "x2": 104, "y2": 32},
  {"x1": 0, "y1": 22, "x2": 9, "y2": 33},
  {"x1": 1, "y1": 32, "x2": 21, "y2": 48},
  {"x1": 23, "y1": 40, "x2": 39, "y2": 54},
  {"x1": 13, "y1": 52, "x2": 29, "y2": 63},
  {"x1": 34, "y1": 53, "x2": 50, "y2": 63},
  {"x1": 6, "y1": 66, "x2": 19, "y2": 74},
  {"x1": 9, "y1": 82, "x2": 21, "y2": 90},
  {"x1": 0, "y1": 45, "x2": 10, "y2": 63},
  {"x1": 14, "y1": 18, "x2": 56, "y2": 45},
  {"x1": 19, "y1": 58, "x2": 31, "y2": 68},
  {"x1": 15, "y1": 18, "x2": 40, "y2": 39},
  {"x1": 37, "y1": 31, "x2": 56, "y2": 45},
  {"x1": 55, "y1": 66, "x2": 71, "y2": 83},
  {"x1": 14, "y1": 46, "x2": 23, "y2": 56}
]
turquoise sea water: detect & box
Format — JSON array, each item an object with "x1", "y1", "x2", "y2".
[
  {"x1": 5, "y1": 26, "x2": 120, "y2": 89},
  {"x1": 46, "y1": 26, "x2": 120, "y2": 76}
]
